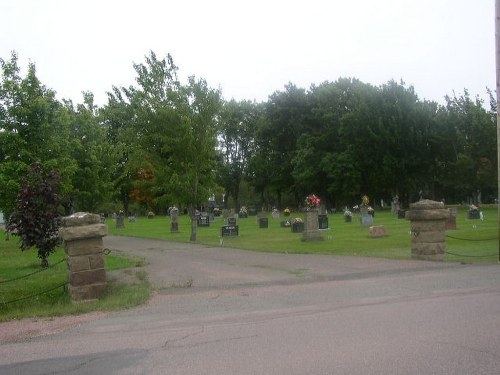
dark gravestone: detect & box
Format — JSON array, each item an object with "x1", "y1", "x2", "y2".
[
  {"x1": 291, "y1": 222, "x2": 304, "y2": 233},
  {"x1": 221, "y1": 225, "x2": 239, "y2": 237},
  {"x1": 468, "y1": 210, "x2": 480, "y2": 220},
  {"x1": 197, "y1": 215, "x2": 210, "y2": 227},
  {"x1": 258, "y1": 217, "x2": 268, "y2": 228},
  {"x1": 318, "y1": 214, "x2": 328, "y2": 229}
]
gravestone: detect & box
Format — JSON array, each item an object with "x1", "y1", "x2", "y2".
[
  {"x1": 291, "y1": 221, "x2": 304, "y2": 233},
  {"x1": 468, "y1": 210, "x2": 480, "y2": 220},
  {"x1": 446, "y1": 207, "x2": 457, "y2": 230},
  {"x1": 228, "y1": 217, "x2": 237, "y2": 226},
  {"x1": 272, "y1": 210, "x2": 280, "y2": 219},
  {"x1": 221, "y1": 225, "x2": 239, "y2": 237},
  {"x1": 318, "y1": 214, "x2": 328, "y2": 229},
  {"x1": 116, "y1": 212, "x2": 125, "y2": 228},
  {"x1": 391, "y1": 195, "x2": 400, "y2": 214},
  {"x1": 302, "y1": 210, "x2": 323, "y2": 241},
  {"x1": 258, "y1": 217, "x2": 268, "y2": 228},
  {"x1": 360, "y1": 206, "x2": 373, "y2": 226},
  {"x1": 370, "y1": 225, "x2": 386, "y2": 237},
  {"x1": 197, "y1": 213, "x2": 210, "y2": 227},
  {"x1": 170, "y1": 207, "x2": 179, "y2": 233}
]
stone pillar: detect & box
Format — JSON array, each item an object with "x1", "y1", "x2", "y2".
[
  {"x1": 59, "y1": 212, "x2": 107, "y2": 302},
  {"x1": 405, "y1": 200, "x2": 450, "y2": 261},
  {"x1": 302, "y1": 210, "x2": 324, "y2": 242}
]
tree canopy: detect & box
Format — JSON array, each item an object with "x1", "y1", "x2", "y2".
[{"x1": 0, "y1": 50, "x2": 497, "y2": 243}]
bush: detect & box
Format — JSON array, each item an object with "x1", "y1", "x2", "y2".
[{"x1": 7, "y1": 161, "x2": 61, "y2": 267}]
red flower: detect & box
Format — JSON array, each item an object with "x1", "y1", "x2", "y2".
[{"x1": 305, "y1": 194, "x2": 320, "y2": 208}]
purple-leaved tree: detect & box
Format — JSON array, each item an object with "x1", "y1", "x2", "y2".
[{"x1": 7, "y1": 161, "x2": 62, "y2": 268}]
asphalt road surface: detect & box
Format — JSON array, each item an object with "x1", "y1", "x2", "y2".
[{"x1": 1, "y1": 236, "x2": 499, "y2": 374}]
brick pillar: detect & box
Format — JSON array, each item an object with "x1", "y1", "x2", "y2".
[
  {"x1": 59, "y1": 212, "x2": 107, "y2": 302},
  {"x1": 406, "y1": 200, "x2": 450, "y2": 261}
]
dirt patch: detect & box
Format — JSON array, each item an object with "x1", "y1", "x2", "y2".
[{"x1": 0, "y1": 311, "x2": 108, "y2": 344}]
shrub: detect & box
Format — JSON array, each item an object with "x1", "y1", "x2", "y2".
[{"x1": 7, "y1": 161, "x2": 62, "y2": 267}]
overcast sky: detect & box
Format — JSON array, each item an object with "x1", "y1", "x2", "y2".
[{"x1": 0, "y1": 0, "x2": 495, "y2": 107}]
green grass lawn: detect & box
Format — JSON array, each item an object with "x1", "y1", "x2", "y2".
[
  {"x1": 0, "y1": 231, "x2": 151, "y2": 321},
  {"x1": 109, "y1": 206, "x2": 500, "y2": 263},
  {"x1": 1, "y1": 205, "x2": 498, "y2": 321}
]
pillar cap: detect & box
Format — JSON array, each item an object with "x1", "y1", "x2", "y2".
[
  {"x1": 409, "y1": 199, "x2": 445, "y2": 210},
  {"x1": 61, "y1": 212, "x2": 101, "y2": 227}
]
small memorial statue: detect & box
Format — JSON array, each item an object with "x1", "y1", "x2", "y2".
[
  {"x1": 360, "y1": 195, "x2": 373, "y2": 227},
  {"x1": 170, "y1": 206, "x2": 179, "y2": 232}
]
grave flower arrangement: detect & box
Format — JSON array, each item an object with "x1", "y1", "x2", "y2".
[
  {"x1": 468, "y1": 204, "x2": 480, "y2": 220},
  {"x1": 344, "y1": 208, "x2": 353, "y2": 222},
  {"x1": 284, "y1": 208, "x2": 291, "y2": 216},
  {"x1": 291, "y1": 217, "x2": 304, "y2": 232},
  {"x1": 362, "y1": 195, "x2": 369, "y2": 206},
  {"x1": 305, "y1": 194, "x2": 320, "y2": 209},
  {"x1": 469, "y1": 204, "x2": 479, "y2": 213},
  {"x1": 239, "y1": 206, "x2": 248, "y2": 215}
]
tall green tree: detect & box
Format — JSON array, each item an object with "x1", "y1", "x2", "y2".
[
  {"x1": 435, "y1": 91, "x2": 497, "y2": 203},
  {"x1": 63, "y1": 92, "x2": 114, "y2": 212},
  {"x1": 250, "y1": 83, "x2": 309, "y2": 208},
  {"x1": 100, "y1": 86, "x2": 138, "y2": 214},
  {"x1": 217, "y1": 99, "x2": 259, "y2": 210},
  {"x1": 118, "y1": 51, "x2": 222, "y2": 240},
  {"x1": 0, "y1": 52, "x2": 73, "y2": 220}
]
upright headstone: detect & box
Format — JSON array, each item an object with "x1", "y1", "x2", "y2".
[
  {"x1": 446, "y1": 207, "x2": 457, "y2": 230},
  {"x1": 59, "y1": 212, "x2": 107, "y2": 302},
  {"x1": 257, "y1": 214, "x2": 269, "y2": 228},
  {"x1": 318, "y1": 214, "x2": 328, "y2": 229},
  {"x1": 170, "y1": 207, "x2": 179, "y2": 233},
  {"x1": 391, "y1": 195, "x2": 400, "y2": 215},
  {"x1": 360, "y1": 205, "x2": 373, "y2": 226},
  {"x1": 197, "y1": 212, "x2": 210, "y2": 227},
  {"x1": 116, "y1": 211, "x2": 125, "y2": 228},
  {"x1": 302, "y1": 210, "x2": 323, "y2": 241},
  {"x1": 406, "y1": 199, "x2": 450, "y2": 261}
]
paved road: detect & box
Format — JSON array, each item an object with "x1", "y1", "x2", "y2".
[{"x1": 1, "y1": 236, "x2": 500, "y2": 374}]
